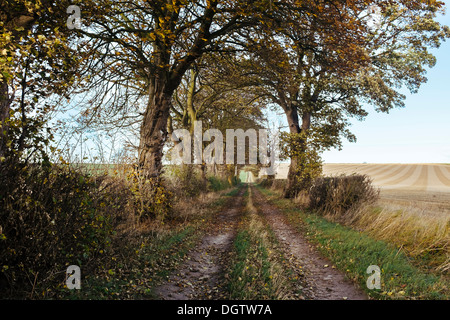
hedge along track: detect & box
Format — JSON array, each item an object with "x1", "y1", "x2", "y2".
[
  {"x1": 154, "y1": 185, "x2": 247, "y2": 300},
  {"x1": 250, "y1": 184, "x2": 368, "y2": 300}
]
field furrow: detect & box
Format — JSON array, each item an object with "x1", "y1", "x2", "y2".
[
  {"x1": 435, "y1": 166, "x2": 450, "y2": 187},
  {"x1": 370, "y1": 165, "x2": 409, "y2": 184}
]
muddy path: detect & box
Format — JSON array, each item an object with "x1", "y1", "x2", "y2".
[
  {"x1": 154, "y1": 187, "x2": 246, "y2": 300},
  {"x1": 251, "y1": 185, "x2": 368, "y2": 300}
]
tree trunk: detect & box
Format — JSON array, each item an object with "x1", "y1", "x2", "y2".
[
  {"x1": 284, "y1": 109, "x2": 311, "y2": 198},
  {"x1": 283, "y1": 105, "x2": 302, "y2": 198},
  {"x1": 0, "y1": 80, "x2": 11, "y2": 159},
  {"x1": 301, "y1": 110, "x2": 311, "y2": 132},
  {"x1": 283, "y1": 105, "x2": 312, "y2": 198},
  {"x1": 200, "y1": 162, "x2": 207, "y2": 188},
  {"x1": 138, "y1": 80, "x2": 173, "y2": 181},
  {"x1": 186, "y1": 69, "x2": 198, "y2": 134}
]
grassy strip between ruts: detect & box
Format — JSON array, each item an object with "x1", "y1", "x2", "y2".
[
  {"x1": 256, "y1": 185, "x2": 449, "y2": 300},
  {"x1": 226, "y1": 186, "x2": 303, "y2": 300},
  {"x1": 59, "y1": 186, "x2": 242, "y2": 300}
]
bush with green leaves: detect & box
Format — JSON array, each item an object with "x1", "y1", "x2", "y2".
[
  {"x1": 207, "y1": 175, "x2": 232, "y2": 192},
  {"x1": 257, "y1": 177, "x2": 274, "y2": 189}
]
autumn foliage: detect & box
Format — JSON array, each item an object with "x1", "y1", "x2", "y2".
[{"x1": 0, "y1": 0, "x2": 449, "y2": 298}]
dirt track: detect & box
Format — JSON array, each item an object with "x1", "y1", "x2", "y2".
[
  {"x1": 251, "y1": 186, "x2": 367, "y2": 300},
  {"x1": 155, "y1": 184, "x2": 368, "y2": 300},
  {"x1": 154, "y1": 187, "x2": 245, "y2": 300}
]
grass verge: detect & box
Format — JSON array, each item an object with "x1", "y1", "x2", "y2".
[{"x1": 257, "y1": 185, "x2": 449, "y2": 300}]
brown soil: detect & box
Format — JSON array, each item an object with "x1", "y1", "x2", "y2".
[
  {"x1": 154, "y1": 187, "x2": 245, "y2": 300},
  {"x1": 435, "y1": 166, "x2": 450, "y2": 187},
  {"x1": 251, "y1": 186, "x2": 368, "y2": 300},
  {"x1": 320, "y1": 163, "x2": 450, "y2": 193}
]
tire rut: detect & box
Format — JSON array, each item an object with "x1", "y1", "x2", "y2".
[
  {"x1": 251, "y1": 185, "x2": 368, "y2": 300},
  {"x1": 154, "y1": 187, "x2": 246, "y2": 300}
]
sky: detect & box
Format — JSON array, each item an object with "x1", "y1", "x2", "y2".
[{"x1": 320, "y1": 3, "x2": 450, "y2": 164}]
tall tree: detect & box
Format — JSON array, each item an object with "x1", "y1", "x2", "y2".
[
  {"x1": 76, "y1": 0, "x2": 275, "y2": 181},
  {"x1": 168, "y1": 53, "x2": 267, "y2": 180},
  {"x1": 76, "y1": 0, "x2": 378, "y2": 182},
  {"x1": 237, "y1": 0, "x2": 449, "y2": 197}
]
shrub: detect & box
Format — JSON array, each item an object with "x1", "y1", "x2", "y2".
[
  {"x1": 309, "y1": 174, "x2": 379, "y2": 218},
  {"x1": 207, "y1": 176, "x2": 231, "y2": 192},
  {"x1": 125, "y1": 168, "x2": 174, "y2": 222},
  {"x1": 0, "y1": 162, "x2": 125, "y2": 298},
  {"x1": 165, "y1": 165, "x2": 207, "y2": 199},
  {"x1": 257, "y1": 177, "x2": 274, "y2": 189},
  {"x1": 271, "y1": 179, "x2": 287, "y2": 191}
]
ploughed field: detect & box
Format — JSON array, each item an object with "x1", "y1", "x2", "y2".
[
  {"x1": 322, "y1": 163, "x2": 450, "y2": 193},
  {"x1": 323, "y1": 163, "x2": 450, "y2": 212},
  {"x1": 275, "y1": 163, "x2": 450, "y2": 212}
]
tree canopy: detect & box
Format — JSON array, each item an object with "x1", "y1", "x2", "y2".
[{"x1": 1, "y1": 0, "x2": 448, "y2": 195}]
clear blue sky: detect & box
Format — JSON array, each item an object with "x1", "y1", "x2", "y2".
[{"x1": 322, "y1": 3, "x2": 450, "y2": 164}]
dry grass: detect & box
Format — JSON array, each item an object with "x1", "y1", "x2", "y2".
[
  {"x1": 116, "y1": 186, "x2": 230, "y2": 238},
  {"x1": 276, "y1": 173, "x2": 450, "y2": 274},
  {"x1": 340, "y1": 200, "x2": 450, "y2": 273},
  {"x1": 293, "y1": 190, "x2": 310, "y2": 208},
  {"x1": 171, "y1": 189, "x2": 229, "y2": 222},
  {"x1": 302, "y1": 172, "x2": 450, "y2": 273}
]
